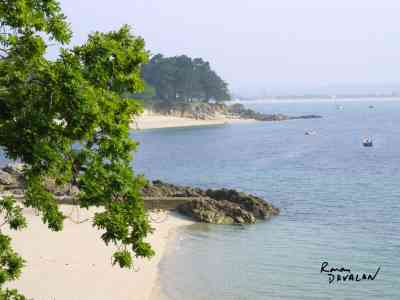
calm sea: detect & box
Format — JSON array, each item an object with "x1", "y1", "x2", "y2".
[
  {"x1": 132, "y1": 99, "x2": 400, "y2": 300},
  {"x1": 1, "y1": 99, "x2": 398, "y2": 299}
]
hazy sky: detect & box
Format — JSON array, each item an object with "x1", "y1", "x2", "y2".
[{"x1": 59, "y1": 0, "x2": 400, "y2": 94}]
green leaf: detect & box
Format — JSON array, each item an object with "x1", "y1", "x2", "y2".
[{"x1": 0, "y1": 2, "x2": 153, "y2": 298}]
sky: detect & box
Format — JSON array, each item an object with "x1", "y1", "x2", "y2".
[{"x1": 58, "y1": 0, "x2": 400, "y2": 96}]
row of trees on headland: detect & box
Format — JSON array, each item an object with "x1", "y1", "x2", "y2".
[{"x1": 135, "y1": 54, "x2": 231, "y2": 102}]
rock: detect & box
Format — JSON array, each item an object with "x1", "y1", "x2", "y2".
[
  {"x1": 205, "y1": 188, "x2": 280, "y2": 219},
  {"x1": 227, "y1": 104, "x2": 289, "y2": 121},
  {"x1": 3, "y1": 163, "x2": 25, "y2": 176},
  {"x1": 0, "y1": 163, "x2": 79, "y2": 199},
  {"x1": 142, "y1": 180, "x2": 206, "y2": 198},
  {"x1": 144, "y1": 180, "x2": 279, "y2": 224},
  {"x1": 289, "y1": 114, "x2": 322, "y2": 120},
  {"x1": 178, "y1": 198, "x2": 256, "y2": 224},
  {"x1": 43, "y1": 177, "x2": 73, "y2": 195},
  {"x1": 1, "y1": 163, "x2": 25, "y2": 190},
  {"x1": 0, "y1": 170, "x2": 16, "y2": 185},
  {"x1": 149, "y1": 102, "x2": 229, "y2": 120},
  {"x1": 144, "y1": 101, "x2": 322, "y2": 122},
  {"x1": 227, "y1": 103, "x2": 322, "y2": 122},
  {"x1": 0, "y1": 163, "x2": 279, "y2": 226}
]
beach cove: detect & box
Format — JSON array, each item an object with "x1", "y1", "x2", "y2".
[{"x1": 5, "y1": 206, "x2": 193, "y2": 300}]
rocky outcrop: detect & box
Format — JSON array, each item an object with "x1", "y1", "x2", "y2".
[
  {"x1": 178, "y1": 198, "x2": 256, "y2": 224},
  {"x1": 142, "y1": 180, "x2": 206, "y2": 198},
  {"x1": 148, "y1": 102, "x2": 229, "y2": 120},
  {"x1": 0, "y1": 166, "x2": 280, "y2": 225},
  {"x1": 2, "y1": 163, "x2": 24, "y2": 177},
  {"x1": 289, "y1": 114, "x2": 322, "y2": 120},
  {"x1": 0, "y1": 164, "x2": 25, "y2": 194},
  {"x1": 142, "y1": 180, "x2": 279, "y2": 224},
  {"x1": 228, "y1": 103, "x2": 288, "y2": 121},
  {"x1": 205, "y1": 188, "x2": 279, "y2": 219},
  {"x1": 0, "y1": 170, "x2": 16, "y2": 186},
  {"x1": 228, "y1": 103, "x2": 322, "y2": 121},
  {"x1": 145, "y1": 101, "x2": 321, "y2": 122},
  {"x1": 0, "y1": 164, "x2": 79, "y2": 201}
]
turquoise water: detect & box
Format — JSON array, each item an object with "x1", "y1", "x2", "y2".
[{"x1": 132, "y1": 99, "x2": 400, "y2": 300}]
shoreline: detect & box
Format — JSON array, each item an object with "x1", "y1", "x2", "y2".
[
  {"x1": 131, "y1": 114, "x2": 256, "y2": 130},
  {"x1": 5, "y1": 205, "x2": 194, "y2": 300},
  {"x1": 149, "y1": 217, "x2": 188, "y2": 300}
]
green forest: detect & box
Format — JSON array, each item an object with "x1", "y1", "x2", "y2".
[{"x1": 133, "y1": 54, "x2": 231, "y2": 103}]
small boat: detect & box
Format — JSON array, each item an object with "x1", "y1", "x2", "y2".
[
  {"x1": 362, "y1": 137, "x2": 373, "y2": 147},
  {"x1": 305, "y1": 130, "x2": 316, "y2": 136},
  {"x1": 369, "y1": 105, "x2": 374, "y2": 109}
]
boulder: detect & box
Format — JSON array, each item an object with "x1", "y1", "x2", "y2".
[
  {"x1": 142, "y1": 180, "x2": 206, "y2": 198},
  {"x1": 178, "y1": 198, "x2": 256, "y2": 224},
  {"x1": 205, "y1": 188, "x2": 280, "y2": 219},
  {"x1": 144, "y1": 180, "x2": 280, "y2": 224},
  {"x1": 3, "y1": 163, "x2": 25, "y2": 177},
  {"x1": 0, "y1": 170, "x2": 16, "y2": 185},
  {"x1": 0, "y1": 163, "x2": 77, "y2": 198},
  {"x1": 227, "y1": 103, "x2": 321, "y2": 122}
]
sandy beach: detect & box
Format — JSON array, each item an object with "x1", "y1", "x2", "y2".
[
  {"x1": 131, "y1": 114, "x2": 256, "y2": 130},
  {"x1": 5, "y1": 205, "x2": 193, "y2": 300}
]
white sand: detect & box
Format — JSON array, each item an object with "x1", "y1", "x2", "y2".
[
  {"x1": 131, "y1": 114, "x2": 255, "y2": 130},
  {"x1": 5, "y1": 205, "x2": 193, "y2": 300}
]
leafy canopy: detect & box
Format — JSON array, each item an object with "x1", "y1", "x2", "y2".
[
  {"x1": 141, "y1": 54, "x2": 231, "y2": 102},
  {"x1": 0, "y1": 1, "x2": 153, "y2": 298}
]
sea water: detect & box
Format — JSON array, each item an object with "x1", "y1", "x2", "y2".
[
  {"x1": 1, "y1": 99, "x2": 398, "y2": 299},
  {"x1": 132, "y1": 99, "x2": 400, "y2": 300}
]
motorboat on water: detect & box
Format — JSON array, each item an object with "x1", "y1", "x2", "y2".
[{"x1": 363, "y1": 137, "x2": 373, "y2": 147}]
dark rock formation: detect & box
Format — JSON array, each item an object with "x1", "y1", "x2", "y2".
[
  {"x1": 227, "y1": 103, "x2": 322, "y2": 121},
  {"x1": 0, "y1": 170, "x2": 16, "y2": 186},
  {"x1": 2, "y1": 163, "x2": 24, "y2": 177},
  {"x1": 0, "y1": 164, "x2": 78, "y2": 200},
  {"x1": 142, "y1": 180, "x2": 279, "y2": 224},
  {"x1": 0, "y1": 166, "x2": 280, "y2": 225},
  {"x1": 148, "y1": 102, "x2": 228, "y2": 120},
  {"x1": 146, "y1": 102, "x2": 321, "y2": 122},
  {"x1": 289, "y1": 114, "x2": 323, "y2": 120},
  {"x1": 178, "y1": 198, "x2": 256, "y2": 224},
  {"x1": 0, "y1": 164, "x2": 25, "y2": 193},
  {"x1": 228, "y1": 103, "x2": 288, "y2": 121},
  {"x1": 142, "y1": 180, "x2": 206, "y2": 198},
  {"x1": 205, "y1": 188, "x2": 279, "y2": 219}
]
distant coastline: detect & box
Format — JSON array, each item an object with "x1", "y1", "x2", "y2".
[
  {"x1": 232, "y1": 96, "x2": 400, "y2": 104},
  {"x1": 234, "y1": 95, "x2": 400, "y2": 101}
]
